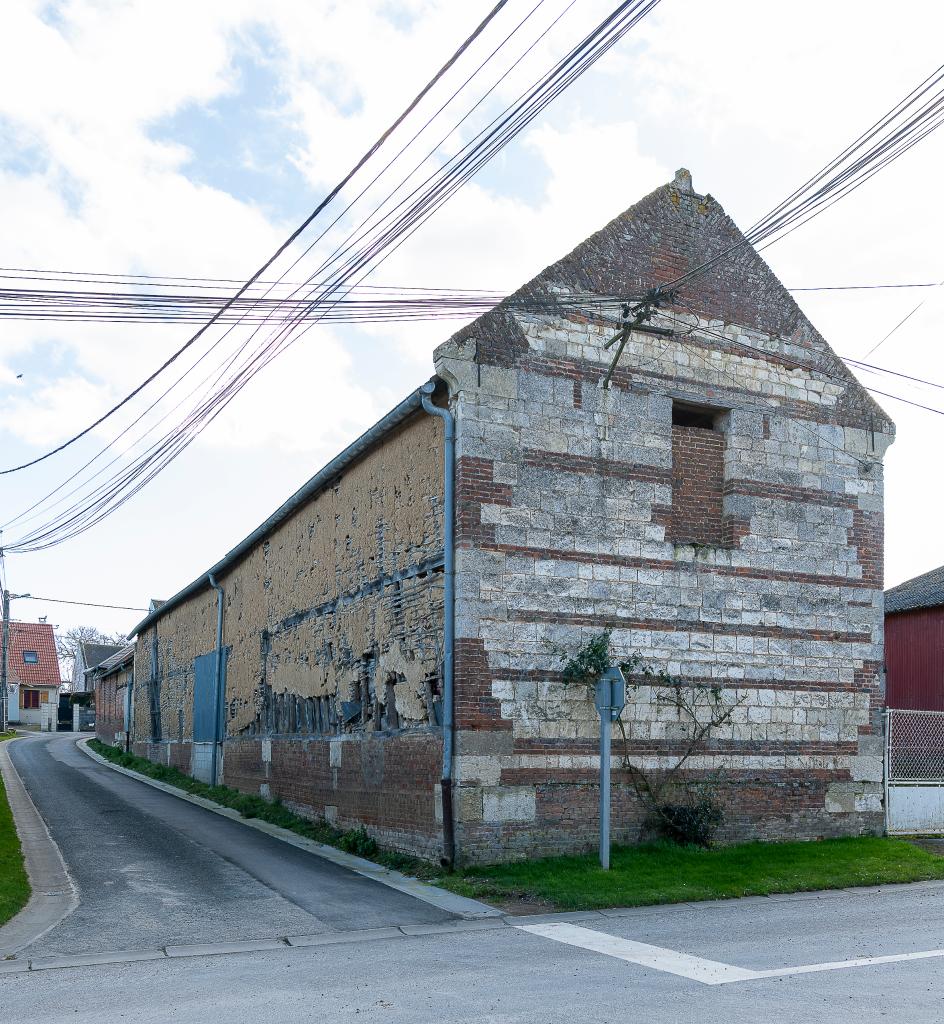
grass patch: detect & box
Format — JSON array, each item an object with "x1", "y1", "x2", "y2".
[
  {"x1": 87, "y1": 740, "x2": 440, "y2": 880},
  {"x1": 90, "y1": 740, "x2": 941, "y2": 914},
  {"x1": 0, "y1": 761, "x2": 30, "y2": 927},
  {"x1": 438, "y1": 836, "x2": 944, "y2": 910}
]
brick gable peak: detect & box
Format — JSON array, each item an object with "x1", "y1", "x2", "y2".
[{"x1": 437, "y1": 167, "x2": 892, "y2": 435}]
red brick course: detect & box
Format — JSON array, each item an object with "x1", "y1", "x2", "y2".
[
  {"x1": 849, "y1": 508, "x2": 884, "y2": 589},
  {"x1": 479, "y1": 541, "x2": 873, "y2": 589},
  {"x1": 523, "y1": 449, "x2": 672, "y2": 486},
  {"x1": 456, "y1": 769, "x2": 880, "y2": 863},
  {"x1": 505, "y1": 608, "x2": 871, "y2": 644},
  {"x1": 454, "y1": 637, "x2": 512, "y2": 732},
  {"x1": 456, "y1": 456, "x2": 512, "y2": 548},
  {"x1": 222, "y1": 733, "x2": 443, "y2": 858}
]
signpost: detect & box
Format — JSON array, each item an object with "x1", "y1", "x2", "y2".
[{"x1": 594, "y1": 665, "x2": 626, "y2": 870}]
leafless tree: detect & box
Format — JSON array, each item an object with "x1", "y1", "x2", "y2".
[{"x1": 56, "y1": 625, "x2": 127, "y2": 682}]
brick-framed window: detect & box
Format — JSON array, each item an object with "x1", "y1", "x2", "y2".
[
  {"x1": 22, "y1": 689, "x2": 40, "y2": 709},
  {"x1": 23, "y1": 650, "x2": 38, "y2": 664},
  {"x1": 669, "y1": 401, "x2": 726, "y2": 546}
]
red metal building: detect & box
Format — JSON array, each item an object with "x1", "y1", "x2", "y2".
[{"x1": 885, "y1": 566, "x2": 944, "y2": 710}]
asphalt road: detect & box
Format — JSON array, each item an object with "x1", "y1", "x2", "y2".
[
  {"x1": 8, "y1": 732, "x2": 448, "y2": 956},
  {"x1": 4, "y1": 883, "x2": 944, "y2": 1023},
  {"x1": 9, "y1": 732, "x2": 944, "y2": 1022}
]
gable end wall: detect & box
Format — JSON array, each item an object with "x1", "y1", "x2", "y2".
[{"x1": 436, "y1": 260, "x2": 892, "y2": 863}]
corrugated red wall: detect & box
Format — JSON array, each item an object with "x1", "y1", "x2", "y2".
[{"x1": 886, "y1": 607, "x2": 944, "y2": 710}]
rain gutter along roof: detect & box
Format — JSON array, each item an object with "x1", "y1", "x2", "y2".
[{"x1": 129, "y1": 379, "x2": 436, "y2": 638}]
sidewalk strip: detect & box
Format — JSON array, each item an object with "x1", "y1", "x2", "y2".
[
  {"x1": 0, "y1": 920, "x2": 512, "y2": 973},
  {"x1": 30, "y1": 948, "x2": 167, "y2": 971},
  {"x1": 0, "y1": 737, "x2": 78, "y2": 958}
]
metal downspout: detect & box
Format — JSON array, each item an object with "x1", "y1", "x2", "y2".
[
  {"x1": 421, "y1": 381, "x2": 456, "y2": 867},
  {"x1": 208, "y1": 573, "x2": 225, "y2": 787}
]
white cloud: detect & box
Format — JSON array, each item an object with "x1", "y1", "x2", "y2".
[{"x1": 1, "y1": 0, "x2": 943, "y2": 629}]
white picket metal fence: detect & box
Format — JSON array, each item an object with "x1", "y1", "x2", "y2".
[{"x1": 885, "y1": 708, "x2": 944, "y2": 834}]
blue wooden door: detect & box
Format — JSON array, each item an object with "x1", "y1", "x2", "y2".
[{"x1": 193, "y1": 650, "x2": 228, "y2": 742}]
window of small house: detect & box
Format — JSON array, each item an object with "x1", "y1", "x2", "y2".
[
  {"x1": 669, "y1": 400, "x2": 725, "y2": 546},
  {"x1": 23, "y1": 650, "x2": 38, "y2": 664},
  {"x1": 22, "y1": 689, "x2": 40, "y2": 709}
]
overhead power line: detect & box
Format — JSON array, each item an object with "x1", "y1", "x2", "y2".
[
  {"x1": 860, "y1": 278, "x2": 944, "y2": 358},
  {"x1": 0, "y1": 0, "x2": 566, "y2": 542},
  {"x1": 789, "y1": 283, "x2": 941, "y2": 292},
  {"x1": 3, "y1": 0, "x2": 662, "y2": 554},
  {"x1": 3, "y1": 264, "x2": 940, "y2": 297},
  {"x1": 18, "y1": 595, "x2": 148, "y2": 612},
  {"x1": 601, "y1": 59, "x2": 944, "y2": 385},
  {"x1": 842, "y1": 355, "x2": 944, "y2": 392},
  {"x1": 655, "y1": 310, "x2": 944, "y2": 421},
  {"x1": 3, "y1": 277, "x2": 944, "y2": 327},
  {"x1": 664, "y1": 61, "x2": 944, "y2": 294},
  {"x1": 0, "y1": 0, "x2": 512, "y2": 477}
]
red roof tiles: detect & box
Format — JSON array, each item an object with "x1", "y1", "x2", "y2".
[{"x1": 5, "y1": 620, "x2": 61, "y2": 686}]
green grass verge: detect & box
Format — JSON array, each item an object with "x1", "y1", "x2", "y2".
[
  {"x1": 437, "y1": 836, "x2": 944, "y2": 910},
  {"x1": 89, "y1": 740, "x2": 944, "y2": 914},
  {"x1": 87, "y1": 740, "x2": 440, "y2": 880},
  {"x1": 0, "y1": 748, "x2": 30, "y2": 927}
]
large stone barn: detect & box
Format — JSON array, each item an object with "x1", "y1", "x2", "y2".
[{"x1": 128, "y1": 169, "x2": 893, "y2": 865}]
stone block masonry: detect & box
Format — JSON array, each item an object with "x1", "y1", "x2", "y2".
[{"x1": 434, "y1": 168, "x2": 893, "y2": 863}]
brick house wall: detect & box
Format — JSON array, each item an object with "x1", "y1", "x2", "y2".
[
  {"x1": 433, "y1": 168, "x2": 893, "y2": 863},
  {"x1": 130, "y1": 410, "x2": 447, "y2": 859},
  {"x1": 94, "y1": 663, "x2": 131, "y2": 746}
]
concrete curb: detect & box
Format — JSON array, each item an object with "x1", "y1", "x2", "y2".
[
  {"x1": 76, "y1": 738, "x2": 501, "y2": 920},
  {"x1": 0, "y1": 917, "x2": 514, "y2": 974},
  {"x1": 0, "y1": 736, "x2": 78, "y2": 958},
  {"x1": 4, "y1": 876, "x2": 944, "y2": 975}
]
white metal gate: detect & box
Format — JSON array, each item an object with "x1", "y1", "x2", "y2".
[{"x1": 885, "y1": 708, "x2": 944, "y2": 834}]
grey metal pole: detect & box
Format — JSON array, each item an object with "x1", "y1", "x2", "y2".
[
  {"x1": 421, "y1": 382, "x2": 456, "y2": 867},
  {"x1": 599, "y1": 708, "x2": 611, "y2": 870},
  {"x1": 883, "y1": 707, "x2": 892, "y2": 835},
  {"x1": 1, "y1": 589, "x2": 9, "y2": 733}
]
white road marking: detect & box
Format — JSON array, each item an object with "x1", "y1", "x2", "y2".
[
  {"x1": 515, "y1": 923, "x2": 757, "y2": 985},
  {"x1": 752, "y1": 947, "x2": 944, "y2": 980},
  {"x1": 516, "y1": 922, "x2": 944, "y2": 986}
]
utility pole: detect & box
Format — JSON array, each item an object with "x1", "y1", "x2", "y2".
[
  {"x1": 1, "y1": 589, "x2": 31, "y2": 733},
  {"x1": 1, "y1": 589, "x2": 9, "y2": 733}
]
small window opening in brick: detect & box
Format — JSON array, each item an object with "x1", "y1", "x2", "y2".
[
  {"x1": 672, "y1": 402, "x2": 718, "y2": 430},
  {"x1": 669, "y1": 401, "x2": 726, "y2": 547}
]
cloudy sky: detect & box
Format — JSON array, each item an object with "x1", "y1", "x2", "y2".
[{"x1": 1, "y1": 0, "x2": 943, "y2": 643}]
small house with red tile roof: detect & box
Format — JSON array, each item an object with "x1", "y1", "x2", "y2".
[{"x1": 5, "y1": 619, "x2": 61, "y2": 726}]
